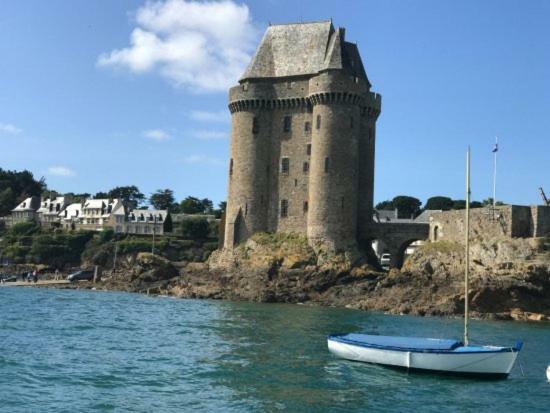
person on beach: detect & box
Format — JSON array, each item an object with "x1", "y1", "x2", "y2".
[
  {"x1": 32, "y1": 269, "x2": 37, "y2": 283},
  {"x1": 54, "y1": 269, "x2": 59, "y2": 280}
]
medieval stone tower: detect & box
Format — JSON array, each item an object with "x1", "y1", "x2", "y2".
[{"x1": 224, "y1": 21, "x2": 381, "y2": 253}]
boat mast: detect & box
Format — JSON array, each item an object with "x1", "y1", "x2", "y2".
[{"x1": 464, "y1": 147, "x2": 471, "y2": 346}]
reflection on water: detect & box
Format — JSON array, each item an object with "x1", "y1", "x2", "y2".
[{"x1": 0, "y1": 288, "x2": 548, "y2": 412}]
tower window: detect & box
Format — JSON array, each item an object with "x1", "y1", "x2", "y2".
[
  {"x1": 281, "y1": 157, "x2": 289, "y2": 174},
  {"x1": 324, "y1": 157, "x2": 330, "y2": 173},
  {"x1": 252, "y1": 117, "x2": 259, "y2": 134},
  {"x1": 303, "y1": 161, "x2": 309, "y2": 173},
  {"x1": 341, "y1": 197, "x2": 345, "y2": 209},
  {"x1": 306, "y1": 144, "x2": 311, "y2": 156},
  {"x1": 280, "y1": 199, "x2": 288, "y2": 218},
  {"x1": 316, "y1": 115, "x2": 321, "y2": 129},
  {"x1": 304, "y1": 121, "x2": 311, "y2": 132},
  {"x1": 303, "y1": 201, "x2": 308, "y2": 213},
  {"x1": 350, "y1": 116, "x2": 354, "y2": 129},
  {"x1": 283, "y1": 115, "x2": 292, "y2": 132},
  {"x1": 229, "y1": 158, "x2": 234, "y2": 176},
  {"x1": 294, "y1": 179, "x2": 298, "y2": 187},
  {"x1": 245, "y1": 203, "x2": 248, "y2": 216}
]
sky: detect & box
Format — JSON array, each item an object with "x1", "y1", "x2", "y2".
[{"x1": 1, "y1": 0, "x2": 548, "y2": 207}]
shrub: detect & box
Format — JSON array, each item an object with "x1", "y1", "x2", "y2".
[
  {"x1": 179, "y1": 218, "x2": 209, "y2": 240},
  {"x1": 9, "y1": 221, "x2": 40, "y2": 236}
]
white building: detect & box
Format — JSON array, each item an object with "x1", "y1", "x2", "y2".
[
  {"x1": 58, "y1": 202, "x2": 83, "y2": 230},
  {"x1": 124, "y1": 209, "x2": 168, "y2": 235},
  {"x1": 79, "y1": 198, "x2": 125, "y2": 231},
  {"x1": 11, "y1": 196, "x2": 40, "y2": 224},
  {"x1": 37, "y1": 196, "x2": 68, "y2": 227}
]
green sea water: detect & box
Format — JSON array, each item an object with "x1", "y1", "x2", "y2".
[{"x1": 0, "y1": 287, "x2": 548, "y2": 412}]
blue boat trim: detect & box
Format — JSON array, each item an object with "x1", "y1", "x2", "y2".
[{"x1": 328, "y1": 334, "x2": 522, "y2": 354}]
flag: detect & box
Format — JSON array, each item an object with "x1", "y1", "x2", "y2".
[{"x1": 492, "y1": 140, "x2": 498, "y2": 153}]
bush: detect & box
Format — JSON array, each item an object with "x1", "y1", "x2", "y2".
[
  {"x1": 179, "y1": 218, "x2": 209, "y2": 240},
  {"x1": 9, "y1": 221, "x2": 40, "y2": 236}
]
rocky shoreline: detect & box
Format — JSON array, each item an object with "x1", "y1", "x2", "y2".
[{"x1": 26, "y1": 234, "x2": 550, "y2": 323}]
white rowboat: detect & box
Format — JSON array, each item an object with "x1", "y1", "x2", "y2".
[{"x1": 327, "y1": 334, "x2": 522, "y2": 378}]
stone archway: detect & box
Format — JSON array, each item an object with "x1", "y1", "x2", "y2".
[{"x1": 361, "y1": 222, "x2": 430, "y2": 269}]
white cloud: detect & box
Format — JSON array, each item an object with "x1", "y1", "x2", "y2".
[
  {"x1": 190, "y1": 130, "x2": 227, "y2": 140},
  {"x1": 0, "y1": 123, "x2": 22, "y2": 135},
  {"x1": 188, "y1": 110, "x2": 229, "y2": 123},
  {"x1": 47, "y1": 166, "x2": 76, "y2": 177},
  {"x1": 143, "y1": 129, "x2": 171, "y2": 141},
  {"x1": 97, "y1": 0, "x2": 257, "y2": 92},
  {"x1": 182, "y1": 154, "x2": 224, "y2": 166}
]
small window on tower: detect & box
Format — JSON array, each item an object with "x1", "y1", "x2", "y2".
[
  {"x1": 350, "y1": 116, "x2": 354, "y2": 129},
  {"x1": 316, "y1": 115, "x2": 321, "y2": 130},
  {"x1": 304, "y1": 122, "x2": 311, "y2": 132},
  {"x1": 283, "y1": 115, "x2": 292, "y2": 132},
  {"x1": 303, "y1": 201, "x2": 308, "y2": 213},
  {"x1": 324, "y1": 157, "x2": 330, "y2": 173},
  {"x1": 281, "y1": 157, "x2": 290, "y2": 174},
  {"x1": 229, "y1": 159, "x2": 234, "y2": 176},
  {"x1": 303, "y1": 162, "x2": 309, "y2": 173},
  {"x1": 280, "y1": 199, "x2": 288, "y2": 218},
  {"x1": 306, "y1": 144, "x2": 311, "y2": 156},
  {"x1": 252, "y1": 117, "x2": 259, "y2": 134},
  {"x1": 341, "y1": 197, "x2": 345, "y2": 209}
]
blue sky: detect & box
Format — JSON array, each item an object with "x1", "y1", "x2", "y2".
[{"x1": 1, "y1": 0, "x2": 548, "y2": 206}]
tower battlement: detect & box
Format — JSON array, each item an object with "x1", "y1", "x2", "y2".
[{"x1": 223, "y1": 21, "x2": 381, "y2": 253}]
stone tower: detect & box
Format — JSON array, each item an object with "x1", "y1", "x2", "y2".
[{"x1": 224, "y1": 21, "x2": 381, "y2": 253}]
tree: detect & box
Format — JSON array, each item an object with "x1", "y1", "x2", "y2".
[
  {"x1": 94, "y1": 191, "x2": 109, "y2": 199},
  {"x1": 0, "y1": 187, "x2": 16, "y2": 216},
  {"x1": 392, "y1": 196, "x2": 422, "y2": 218},
  {"x1": 180, "y1": 196, "x2": 204, "y2": 214},
  {"x1": 452, "y1": 200, "x2": 466, "y2": 210},
  {"x1": 65, "y1": 192, "x2": 91, "y2": 203},
  {"x1": 375, "y1": 200, "x2": 394, "y2": 210},
  {"x1": 150, "y1": 189, "x2": 175, "y2": 210},
  {"x1": 470, "y1": 201, "x2": 483, "y2": 208},
  {"x1": 108, "y1": 186, "x2": 145, "y2": 210},
  {"x1": 201, "y1": 198, "x2": 214, "y2": 214},
  {"x1": 214, "y1": 201, "x2": 227, "y2": 218},
  {"x1": 179, "y1": 218, "x2": 209, "y2": 240},
  {"x1": 425, "y1": 196, "x2": 454, "y2": 211},
  {"x1": 482, "y1": 197, "x2": 505, "y2": 206},
  {"x1": 0, "y1": 168, "x2": 46, "y2": 214},
  {"x1": 163, "y1": 213, "x2": 173, "y2": 233}
]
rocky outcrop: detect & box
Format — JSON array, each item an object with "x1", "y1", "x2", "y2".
[{"x1": 39, "y1": 234, "x2": 550, "y2": 322}]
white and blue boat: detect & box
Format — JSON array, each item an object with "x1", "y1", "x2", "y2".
[
  {"x1": 328, "y1": 148, "x2": 523, "y2": 378},
  {"x1": 327, "y1": 334, "x2": 522, "y2": 378}
]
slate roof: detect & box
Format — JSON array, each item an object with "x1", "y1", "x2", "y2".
[
  {"x1": 12, "y1": 196, "x2": 40, "y2": 212},
  {"x1": 414, "y1": 209, "x2": 442, "y2": 223},
  {"x1": 240, "y1": 21, "x2": 369, "y2": 83}
]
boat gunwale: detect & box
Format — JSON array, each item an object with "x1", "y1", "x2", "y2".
[{"x1": 328, "y1": 335, "x2": 522, "y2": 354}]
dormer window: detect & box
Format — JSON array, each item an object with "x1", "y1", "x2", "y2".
[{"x1": 252, "y1": 116, "x2": 259, "y2": 134}]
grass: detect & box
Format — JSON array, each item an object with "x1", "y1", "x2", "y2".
[{"x1": 417, "y1": 240, "x2": 463, "y2": 255}]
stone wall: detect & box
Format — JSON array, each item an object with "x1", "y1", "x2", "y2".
[
  {"x1": 430, "y1": 205, "x2": 548, "y2": 243},
  {"x1": 532, "y1": 205, "x2": 550, "y2": 237}
]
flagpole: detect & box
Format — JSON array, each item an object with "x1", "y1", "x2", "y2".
[
  {"x1": 464, "y1": 146, "x2": 471, "y2": 346},
  {"x1": 492, "y1": 136, "x2": 498, "y2": 220}
]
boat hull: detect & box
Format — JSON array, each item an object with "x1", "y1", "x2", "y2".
[{"x1": 328, "y1": 338, "x2": 519, "y2": 377}]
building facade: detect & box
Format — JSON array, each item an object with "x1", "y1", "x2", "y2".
[{"x1": 224, "y1": 21, "x2": 381, "y2": 253}]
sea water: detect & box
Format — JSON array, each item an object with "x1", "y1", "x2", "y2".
[{"x1": 0, "y1": 287, "x2": 548, "y2": 412}]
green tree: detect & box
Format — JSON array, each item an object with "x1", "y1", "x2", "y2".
[
  {"x1": 0, "y1": 168, "x2": 46, "y2": 214},
  {"x1": 150, "y1": 189, "x2": 175, "y2": 210},
  {"x1": 451, "y1": 200, "x2": 466, "y2": 209},
  {"x1": 375, "y1": 200, "x2": 394, "y2": 210},
  {"x1": 470, "y1": 201, "x2": 483, "y2": 208},
  {"x1": 94, "y1": 191, "x2": 109, "y2": 199},
  {"x1": 0, "y1": 187, "x2": 16, "y2": 216},
  {"x1": 201, "y1": 198, "x2": 214, "y2": 214},
  {"x1": 179, "y1": 218, "x2": 209, "y2": 240},
  {"x1": 425, "y1": 196, "x2": 454, "y2": 211},
  {"x1": 108, "y1": 186, "x2": 145, "y2": 209},
  {"x1": 163, "y1": 213, "x2": 173, "y2": 233},
  {"x1": 180, "y1": 196, "x2": 204, "y2": 214},
  {"x1": 392, "y1": 195, "x2": 422, "y2": 218}
]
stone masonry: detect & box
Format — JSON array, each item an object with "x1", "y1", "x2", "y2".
[{"x1": 224, "y1": 21, "x2": 382, "y2": 253}]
